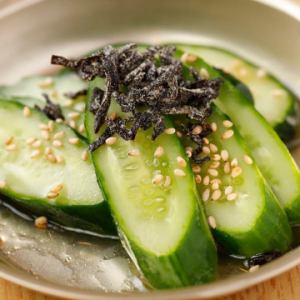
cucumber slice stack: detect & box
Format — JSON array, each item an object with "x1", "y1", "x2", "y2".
[{"x1": 0, "y1": 43, "x2": 299, "y2": 289}]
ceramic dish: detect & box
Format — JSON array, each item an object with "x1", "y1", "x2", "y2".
[{"x1": 0, "y1": 0, "x2": 300, "y2": 299}]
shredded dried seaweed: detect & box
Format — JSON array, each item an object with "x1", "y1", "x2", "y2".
[
  {"x1": 35, "y1": 93, "x2": 65, "y2": 121},
  {"x1": 52, "y1": 44, "x2": 222, "y2": 161},
  {"x1": 244, "y1": 252, "x2": 281, "y2": 268}
]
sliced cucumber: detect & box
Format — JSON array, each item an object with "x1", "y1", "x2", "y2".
[
  {"x1": 188, "y1": 107, "x2": 291, "y2": 256},
  {"x1": 85, "y1": 78, "x2": 217, "y2": 288},
  {"x1": 176, "y1": 44, "x2": 298, "y2": 140},
  {"x1": 0, "y1": 99, "x2": 114, "y2": 234},
  {"x1": 0, "y1": 72, "x2": 87, "y2": 137},
  {"x1": 175, "y1": 50, "x2": 300, "y2": 223}
]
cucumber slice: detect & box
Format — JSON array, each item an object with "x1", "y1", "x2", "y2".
[
  {"x1": 175, "y1": 50, "x2": 300, "y2": 223},
  {"x1": 176, "y1": 45, "x2": 297, "y2": 140},
  {"x1": 0, "y1": 72, "x2": 87, "y2": 137},
  {"x1": 85, "y1": 78, "x2": 217, "y2": 288},
  {"x1": 0, "y1": 99, "x2": 114, "y2": 234},
  {"x1": 189, "y1": 108, "x2": 291, "y2": 256}
]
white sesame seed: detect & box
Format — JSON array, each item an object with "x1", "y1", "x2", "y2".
[
  {"x1": 200, "y1": 68, "x2": 209, "y2": 80},
  {"x1": 164, "y1": 175, "x2": 171, "y2": 187},
  {"x1": 202, "y1": 146, "x2": 210, "y2": 154},
  {"x1": 47, "y1": 191, "x2": 59, "y2": 199},
  {"x1": 186, "y1": 150, "x2": 192, "y2": 158},
  {"x1": 56, "y1": 155, "x2": 64, "y2": 164},
  {"x1": 227, "y1": 193, "x2": 237, "y2": 201},
  {"x1": 23, "y1": 106, "x2": 31, "y2": 117},
  {"x1": 231, "y1": 158, "x2": 239, "y2": 167},
  {"x1": 38, "y1": 78, "x2": 54, "y2": 89},
  {"x1": 0, "y1": 180, "x2": 6, "y2": 188},
  {"x1": 224, "y1": 186, "x2": 233, "y2": 195},
  {"x1": 212, "y1": 189, "x2": 222, "y2": 201},
  {"x1": 50, "y1": 183, "x2": 64, "y2": 193},
  {"x1": 68, "y1": 137, "x2": 80, "y2": 145},
  {"x1": 41, "y1": 130, "x2": 50, "y2": 140},
  {"x1": 192, "y1": 125, "x2": 202, "y2": 135},
  {"x1": 32, "y1": 140, "x2": 42, "y2": 148},
  {"x1": 213, "y1": 154, "x2": 221, "y2": 161},
  {"x1": 34, "y1": 216, "x2": 48, "y2": 230},
  {"x1": 63, "y1": 99, "x2": 73, "y2": 107},
  {"x1": 223, "y1": 120, "x2": 233, "y2": 128},
  {"x1": 176, "y1": 131, "x2": 183, "y2": 138},
  {"x1": 176, "y1": 156, "x2": 187, "y2": 168},
  {"x1": 69, "y1": 120, "x2": 76, "y2": 129},
  {"x1": 249, "y1": 265, "x2": 260, "y2": 273},
  {"x1": 211, "y1": 122, "x2": 217, "y2": 132},
  {"x1": 209, "y1": 143, "x2": 218, "y2": 153},
  {"x1": 244, "y1": 155, "x2": 253, "y2": 165},
  {"x1": 26, "y1": 137, "x2": 36, "y2": 145},
  {"x1": 181, "y1": 52, "x2": 198, "y2": 64},
  {"x1": 203, "y1": 137, "x2": 209, "y2": 145},
  {"x1": 105, "y1": 137, "x2": 117, "y2": 145},
  {"x1": 192, "y1": 165, "x2": 201, "y2": 173},
  {"x1": 164, "y1": 127, "x2": 176, "y2": 135},
  {"x1": 152, "y1": 174, "x2": 163, "y2": 184},
  {"x1": 44, "y1": 147, "x2": 52, "y2": 155},
  {"x1": 30, "y1": 149, "x2": 41, "y2": 159},
  {"x1": 257, "y1": 69, "x2": 267, "y2": 78},
  {"x1": 208, "y1": 169, "x2": 218, "y2": 177},
  {"x1": 195, "y1": 175, "x2": 202, "y2": 184},
  {"x1": 203, "y1": 176, "x2": 210, "y2": 186},
  {"x1": 231, "y1": 166, "x2": 242, "y2": 178},
  {"x1": 81, "y1": 150, "x2": 88, "y2": 161},
  {"x1": 78, "y1": 124, "x2": 85, "y2": 133},
  {"x1": 53, "y1": 131, "x2": 65, "y2": 139},
  {"x1": 221, "y1": 149, "x2": 229, "y2": 161},
  {"x1": 68, "y1": 112, "x2": 80, "y2": 120},
  {"x1": 271, "y1": 89, "x2": 286, "y2": 97},
  {"x1": 46, "y1": 154, "x2": 57, "y2": 163},
  {"x1": 211, "y1": 178, "x2": 222, "y2": 185},
  {"x1": 128, "y1": 149, "x2": 140, "y2": 157},
  {"x1": 174, "y1": 169, "x2": 186, "y2": 177},
  {"x1": 202, "y1": 188, "x2": 210, "y2": 202},
  {"x1": 210, "y1": 161, "x2": 220, "y2": 169},
  {"x1": 56, "y1": 118, "x2": 64, "y2": 123},
  {"x1": 53, "y1": 140, "x2": 63, "y2": 148},
  {"x1": 211, "y1": 182, "x2": 219, "y2": 190},
  {"x1": 222, "y1": 129, "x2": 234, "y2": 140},
  {"x1": 154, "y1": 146, "x2": 164, "y2": 158},
  {"x1": 39, "y1": 123, "x2": 49, "y2": 131},
  {"x1": 109, "y1": 112, "x2": 117, "y2": 120},
  {"x1": 224, "y1": 162, "x2": 231, "y2": 174},
  {"x1": 4, "y1": 136, "x2": 14, "y2": 145},
  {"x1": 208, "y1": 216, "x2": 217, "y2": 229},
  {"x1": 6, "y1": 144, "x2": 16, "y2": 151}
]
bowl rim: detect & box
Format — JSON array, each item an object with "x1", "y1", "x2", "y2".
[{"x1": 0, "y1": 0, "x2": 300, "y2": 299}]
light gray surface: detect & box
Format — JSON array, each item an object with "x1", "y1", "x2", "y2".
[{"x1": 0, "y1": 0, "x2": 299, "y2": 299}]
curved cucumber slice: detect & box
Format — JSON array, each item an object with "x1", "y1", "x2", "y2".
[
  {"x1": 176, "y1": 44, "x2": 297, "y2": 140},
  {"x1": 0, "y1": 100, "x2": 114, "y2": 234},
  {"x1": 193, "y1": 108, "x2": 291, "y2": 256},
  {"x1": 175, "y1": 50, "x2": 300, "y2": 223},
  {"x1": 0, "y1": 72, "x2": 87, "y2": 137},
  {"x1": 85, "y1": 78, "x2": 217, "y2": 288}
]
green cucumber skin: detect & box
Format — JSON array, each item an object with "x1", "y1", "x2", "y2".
[
  {"x1": 175, "y1": 50, "x2": 300, "y2": 223},
  {"x1": 86, "y1": 78, "x2": 217, "y2": 289},
  {"x1": 0, "y1": 100, "x2": 115, "y2": 235},
  {"x1": 176, "y1": 44, "x2": 297, "y2": 140},
  {"x1": 214, "y1": 184, "x2": 291, "y2": 256}
]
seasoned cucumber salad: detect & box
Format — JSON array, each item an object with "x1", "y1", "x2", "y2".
[{"x1": 0, "y1": 43, "x2": 299, "y2": 289}]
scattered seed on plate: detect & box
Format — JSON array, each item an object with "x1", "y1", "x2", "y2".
[
  {"x1": 200, "y1": 68, "x2": 209, "y2": 80},
  {"x1": 202, "y1": 146, "x2": 210, "y2": 154},
  {"x1": 47, "y1": 191, "x2": 59, "y2": 199},
  {"x1": 208, "y1": 169, "x2": 218, "y2": 177},
  {"x1": 164, "y1": 175, "x2": 171, "y2": 187},
  {"x1": 53, "y1": 140, "x2": 63, "y2": 148},
  {"x1": 231, "y1": 166, "x2": 242, "y2": 178},
  {"x1": 152, "y1": 174, "x2": 163, "y2": 184},
  {"x1": 227, "y1": 193, "x2": 237, "y2": 201},
  {"x1": 212, "y1": 189, "x2": 222, "y2": 201},
  {"x1": 128, "y1": 149, "x2": 140, "y2": 157},
  {"x1": 69, "y1": 120, "x2": 76, "y2": 129},
  {"x1": 192, "y1": 165, "x2": 201, "y2": 173},
  {"x1": 202, "y1": 188, "x2": 210, "y2": 202},
  {"x1": 23, "y1": 106, "x2": 31, "y2": 117},
  {"x1": 78, "y1": 124, "x2": 85, "y2": 133},
  {"x1": 68, "y1": 137, "x2": 80, "y2": 145},
  {"x1": 222, "y1": 129, "x2": 234, "y2": 140},
  {"x1": 244, "y1": 155, "x2": 253, "y2": 165},
  {"x1": 180, "y1": 52, "x2": 198, "y2": 64},
  {"x1": 210, "y1": 161, "x2": 220, "y2": 169},
  {"x1": 39, "y1": 123, "x2": 49, "y2": 131},
  {"x1": 46, "y1": 154, "x2": 57, "y2": 163},
  {"x1": 154, "y1": 146, "x2": 164, "y2": 158},
  {"x1": 213, "y1": 154, "x2": 221, "y2": 161},
  {"x1": 174, "y1": 169, "x2": 186, "y2": 177},
  {"x1": 221, "y1": 149, "x2": 229, "y2": 161},
  {"x1": 105, "y1": 137, "x2": 117, "y2": 145},
  {"x1": 231, "y1": 158, "x2": 238, "y2": 167},
  {"x1": 30, "y1": 149, "x2": 41, "y2": 159},
  {"x1": 41, "y1": 130, "x2": 50, "y2": 140},
  {"x1": 192, "y1": 125, "x2": 202, "y2": 135},
  {"x1": 81, "y1": 150, "x2": 88, "y2": 161},
  {"x1": 53, "y1": 131, "x2": 64, "y2": 139},
  {"x1": 203, "y1": 137, "x2": 209, "y2": 145},
  {"x1": 203, "y1": 175, "x2": 210, "y2": 186},
  {"x1": 164, "y1": 127, "x2": 176, "y2": 135},
  {"x1": 209, "y1": 143, "x2": 218, "y2": 153},
  {"x1": 211, "y1": 182, "x2": 219, "y2": 190},
  {"x1": 224, "y1": 162, "x2": 231, "y2": 174},
  {"x1": 34, "y1": 216, "x2": 48, "y2": 230},
  {"x1": 211, "y1": 122, "x2": 217, "y2": 132},
  {"x1": 176, "y1": 156, "x2": 187, "y2": 168},
  {"x1": 223, "y1": 120, "x2": 233, "y2": 128},
  {"x1": 208, "y1": 216, "x2": 217, "y2": 229},
  {"x1": 224, "y1": 186, "x2": 233, "y2": 195},
  {"x1": 195, "y1": 175, "x2": 202, "y2": 184},
  {"x1": 26, "y1": 137, "x2": 36, "y2": 145}
]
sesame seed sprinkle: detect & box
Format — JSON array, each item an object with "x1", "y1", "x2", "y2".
[
  {"x1": 202, "y1": 146, "x2": 210, "y2": 154},
  {"x1": 50, "y1": 183, "x2": 64, "y2": 193},
  {"x1": 209, "y1": 143, "x2": 218, "y2": 153},
  {"x1": 224, "y1": 186, "x2": 233, "y2": 195},
  {"x1": 53, "y1": 140, "x2": 63, "y2": 148},
  {"x1": 224, "y1": 162, "x2": 231, "y2": 174},
  {"x1": 211, "y1": 122, "x2": 217, "y2": 132},
  {"x1": 203, "y1": 176, "x2": 210, "y2": 186},
  {"x1": 46, "y1": 154, "x2": 57, "y2": 163},
  {"x1": 223, "y1": 120, "x2": 233, "y2": 128},
  {"x1": 105, "y1": 137, "x2": 117, "y2": 145},
  {"x1": 53, "y1": 131, "x2": 64, "y2": 139},
  {"x1": 231, "y1": 158, "x2": 238, "y2": 167},
  {"x1": 26, "y1": 137, "x2": 36, "y2": 145},
  {"x1": 164, "y1": 175, "x2": 171, "y2": 187},
  {"x1": 164, "y1": 127, "x2": 176, "y2": 135},
  {"x1": 191, "y1": 125, "x2": 202, "y2": 135},
  {"x1": 41, "y1": 130, "x2": 50, "y2": 140},
  {"x1": 222, "y1": 129, "x2": 234, "y2": 140},
  {"x1": 211, "y1": 182, "x2": 219, "y2": 190},
  {"x1": 203, "y1": 138, "x2": 209, "y2": 145},
  {"x1": 78, "y1": 124, "x2": 85, "y2": 133},
  {"x1": 244, "y1": 155, "x2": 253, "y2": 165},
  {"x1": 81, "y1": 150, "x2": 88, "y2": 161},
  {"x1": 154, "y1": 146, "x2": 164, "y2": 158},
  {"x1": 221, "y1": 149, "x2": 229, "y2": 161},
  {"x1": 212, "y1": 189, "x2": 222, "y2": 201},
  {"x1": 32, "y1": 140, "x2": 42, "y2": 148},
  {"x1": 128, "y1": 149, "x2": 140, "y2": 157},
  {"x1": 174, "y1": 169, "x2": 186, "y2": 177},
  {"x1": 202, "y1": 188, "x2": 210, "y2": 202},
  {"x1": 34, "y1": 216, "x2": 48, "y2": 230},
  {"x1": 176, "y1": 156, "x2": 187, "y2": 168},
  {"x1": 68, "y1": 137, "x2": 80, "y2": 145},
  {"x1": 30, "y1": 149, "x2": 41, "y2": 158},
  {"x1": 208, "y1": 216, "x2": 217, "y2": 229},
  {"x1": 152, "y1": 174, "x2": 163, "y2": 184},
  {"x1": 231, "y1": 166, "x2": 242, "y2": 178},
  {"x1": 227, "y1": 193, "x2": 237, "y2": 201},
  {"x1": 69, "y1": 120, "x2": 76, "y2": 129},
  {"x1": 55, "y1": 155, "x2": 64, "y2": 164},
  {"x1": 192, "y1": 165, "x2": 201, "y2": 173},
  {"x1": 47, "y1": 191, "x2": 59, "y2": 199},
  {"x1": 200, "y1": 68, "x2": 209, "y2": 80},
  {"x1": 23, "y1": 106, "x2": 31, "y2": 117},
  {"x1": 213, "y1": 154, "x2": 221, "y2": 161},
  {"x1": 195, "y1": 175, "x2": 202, "y2": 184},
  {"x1": 181, "y1": 52, "x2": 198, "y2": 64},
  {"x1": 39, "y1": 123, "x2": 49, "y2": 131},
  {"x1": 208, "y1": 169, "x2": 218, "y2": 177}
]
